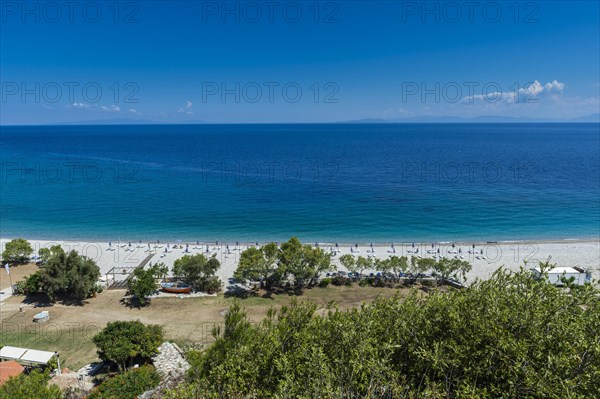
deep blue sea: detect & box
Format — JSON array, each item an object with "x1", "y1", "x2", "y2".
[{"x1": 1, "y1": 124, "x2": 599, "y2": 243}]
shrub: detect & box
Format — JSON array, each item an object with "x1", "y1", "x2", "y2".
[
  {"x1": 1, "y1": 238, "x2": 33, "y2": 264},
  {"x1": 371, "y1": 278, "x2": 386, "y2": 288},
  {"x1": 11, "y1": 280, "x2": 27, "y2": 295},
  {"x1": 0, "y1": 370, "x2": 61, "y2": 399},
  {"x1": 421, "y1": 279, "x2": 436, "y2": 287},
  {"x1": 93, "y1": 320, "x2": 163, "y2": 371},
  {"x1": 330, "y1": 276, "x2": 347, "y2": 286},
  {"x1": 203, "y1": 277, "x2": 223, "y2": 294},
  {"x1": 166, "y1": 268, "x2": 600, "y2": 399},
  {"x1": 358, "y1": 279, "x2": 368, "y2": 287},
  {"x1": 318, "y1": 278, "x2": 331, "y2": 288},
  {"x1": 87, "y1": 365, "x2": 160, "y2": 399}
]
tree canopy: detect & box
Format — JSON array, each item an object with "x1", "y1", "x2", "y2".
[
  {"x1": 165, "y1": 268, "x2": 600, "y2": 399},
  {"x1": 1, "y1": 238, "x2": 33, "y2": 264},
  {"x1": 93, "y1": 320, "x2": 164, "y2": 371},
  {"x1": 127, "y1": 263, "x2": 166, "y2": 306},
  {"x1": 234, "y1": 237, "x2": 335, "y2": 288},
  {"x1": 173, "y1": 254, "x2": 220, "y2": 292},
  {"x1": 0, "y1": 370, "x2": 61, "y2": 399},
  {"x1": 24, "y1": 247, "x2": 101, "y2": 301}
]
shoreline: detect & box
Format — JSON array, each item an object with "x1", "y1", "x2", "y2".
[{"x1": 1, "y1": 236, "x2": 599, "y2": 247}]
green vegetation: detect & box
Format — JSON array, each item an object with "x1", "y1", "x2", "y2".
[
  {"x1": 165, "y1": 268, "x2": 599, "y2": 399},
  {"x1": 234, "y1": 237, "x2": 335, "y2": 289},
  {"x1": 1, "y1": 238, "x2": 33, "y2": 265},
  {"x1": 127, "y1": 262, "x2": 168, "y2": 306},
  {"x1": 0, "y1": 370, "x2": 62, "y2": 399},
  {"x1": 173, "y1": 254, "x2": 221, "y2": 293},
  {"x1": 87, "y1": 365, "x2": 161, "y2": 399},
  {"x1": 37, "y1": 244, "x2": 63, "y2": 264},
  {"x1": 93, "y1": 320, "x2": 164, "y2": 371},
  {"x1": 21, "y1": 246, "x2": 101, "y2": 301},
  {"x1": 234, "y1": 242, "x2": 279, "y2": 288}
]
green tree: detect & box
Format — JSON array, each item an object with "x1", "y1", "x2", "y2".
[
  {"x1": 387, "y1": 255, "x2": 409, "y2": 276},
  {"x1": 338, "y1": 254, "x2": 356, "y2": 273},
  {"x1": 355, "y1": 256, "x2": 373, "y2": 275},
  {"x1": 173, "y1": 254, "x2": 220, "y2": 292},
  {"x1": 430, "y1": 257, "x2": 472, "y2": 285},
  {"x1": 234, "y1": 243, "x2": 279, "y2": 288},
  {"x1": 87, "y1": 365, "x2": 160, "y2": 399},
  {"x1": 38, "y1": 245, "x2": 64, "y2": 264},
  {"x1": 0, "y1": 370, "x2": 62, "y2": 399},
  {"x1": 278, "y1": 238, "x2": 334, "y2": 287},
  {"x1": 36, "y1": 249, "x2": 101, "y2": 301},
  {"x1": 93, "y1": 320, "x2": 164, "y2": 371},
  {"x1": 128, "y1": 263, "x2": 164, "y2": 306},
  {"x1": 1, "y1": 238, "x2": 33, "y2": 264}
]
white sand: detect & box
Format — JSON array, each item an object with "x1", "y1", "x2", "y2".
[{"x1": 2, "y1": 238, "x2": 599, "y2": 285}]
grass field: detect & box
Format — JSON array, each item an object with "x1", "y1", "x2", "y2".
[{"x1": 1, "y1": 269, "x2": 416, "y2": 370}]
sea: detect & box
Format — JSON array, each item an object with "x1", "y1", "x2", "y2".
[{"x1": 1, "y1": 123, "x2": 599, "y2": 243}]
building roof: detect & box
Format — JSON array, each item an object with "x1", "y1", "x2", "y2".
[
  {"x1": 0, "y1": 346, "x2": 56, "y2": 365},
  {"x1": 532, "y1": 266, "x2": 583, "y2": 274},
  {"x1": 0, "y1": 361, "x2": 25, "y2": 385}
]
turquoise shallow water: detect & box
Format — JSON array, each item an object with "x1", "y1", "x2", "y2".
[{"x1": 1, "y1": 123, "x2": 599, "y2": 243}]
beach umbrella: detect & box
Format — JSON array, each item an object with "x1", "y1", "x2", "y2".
[
  {"x1": 480, "y1": 249, "x2": 484, "y2": 254},
  {"x1": 472, "y1": 243, "x2": 475, "y2": 249}
]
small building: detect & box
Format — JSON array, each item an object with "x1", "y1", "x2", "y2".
[
  {"x1": 531, "y1": 266, "x2": 588, "y2": 286},
  {"x1": 0, "y1": 361, "x2": 24, "y2": 385},
  {"x1": 0, "y1": 346, "x2": 60, "y2": 373}
]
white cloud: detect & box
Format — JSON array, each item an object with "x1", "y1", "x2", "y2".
[
  {"x1": 129, "y1": 108, "x2": 139, "y2": 114},
  {"x1": 69, "y1": 102, "x2": 92, "y2": 109},
  {"x1": 101, "y1": 105, "x2": 121, "y2": 113},
  {"x1": 178, "y1": 100, "x2": 193, "y2": 115},
  {"x1": 461, "y1": 80, "x2": 566, "y2": 104}
]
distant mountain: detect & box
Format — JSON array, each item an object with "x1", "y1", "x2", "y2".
[
  {"x1": 341, "y1": 114, "x2": 600, "y2": 124},
  {"x1": 568, "y1": 113, "x2": 600, "y2": 122}
]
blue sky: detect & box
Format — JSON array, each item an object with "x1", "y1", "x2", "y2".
[{"x1": 1, "y1": 0, "x2": 599, "y2": 124}]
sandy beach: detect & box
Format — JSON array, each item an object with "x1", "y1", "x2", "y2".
[{"x1": 2, "y1": 238, "x2": 598, "y2": 285}]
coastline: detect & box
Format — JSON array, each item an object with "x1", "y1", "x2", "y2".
[{"x1": 2, "y1": 237, "x2": 599, "y2": 284}]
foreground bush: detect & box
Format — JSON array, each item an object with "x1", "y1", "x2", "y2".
[
  {"x1": 165, "y1": 268, "x2": 599, "y2": 399},
  {"x1": 88, "y1": 365, "x2": 160, "y2": 399},
  {"x1": 0, "y1": 370, "x2": 61, "y2": 399},
  {"x1": 93, "y1": 320, "x2": 164, "y2": 371}
]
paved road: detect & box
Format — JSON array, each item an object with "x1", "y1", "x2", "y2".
[{"x1": 0, "y1": 286, "x2": 13, "y2": 302}]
